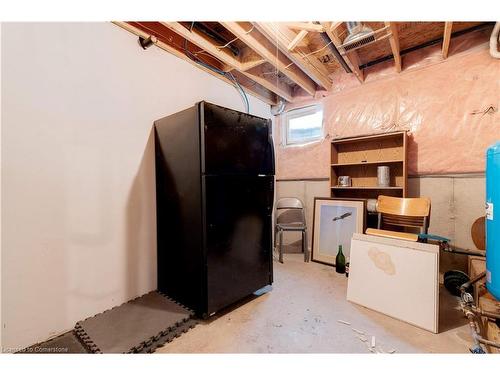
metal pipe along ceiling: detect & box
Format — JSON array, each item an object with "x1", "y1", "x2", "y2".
[{"x1": 317, "y1": 31, "x2": 353, "y2": 73}]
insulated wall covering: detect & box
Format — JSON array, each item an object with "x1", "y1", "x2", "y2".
[{"x1": 275, "y1": 29, "x2": 500, "y2": 179}]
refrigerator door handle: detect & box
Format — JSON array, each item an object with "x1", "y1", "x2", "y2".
[{"x1": 268, "y1": 133, "x2": 276, "y2": 175}]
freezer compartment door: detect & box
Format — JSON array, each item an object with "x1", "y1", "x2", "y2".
[
  {"x1": 203, "y1": 175, "x2": 274, "y2": 315},
  {"x1": 201, "y1": 102, "x2": 274, "y2": 175}
]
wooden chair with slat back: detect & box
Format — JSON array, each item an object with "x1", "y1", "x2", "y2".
[{"x1": 365, "y1": 195, "x2": 431, "y2": 242}]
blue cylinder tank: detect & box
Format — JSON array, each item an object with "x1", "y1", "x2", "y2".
[{"x1": 486, "y1": 141, "x2": 500, "y2": 300}]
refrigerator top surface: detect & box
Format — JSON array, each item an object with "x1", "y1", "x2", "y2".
[
  {"x1": 200, "y1": 101, "x2": 271, "y2": 122},
  {"x1": 200, "y1": 102, "x2": 275, "y2": 176}
]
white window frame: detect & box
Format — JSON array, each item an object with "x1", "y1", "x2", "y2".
[{"x1": 282, "y1": 104, "x2": 324, "y2": 146}]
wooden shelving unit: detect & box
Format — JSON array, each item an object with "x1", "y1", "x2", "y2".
[
  {"x1": 331, "y1": 186, "x2": 404, "y2": 190},
  {"x1": 331, "y1": 159, "x2": 404, "y2": 167},
  {"x1": 330, "y1": 131, "x2": 408, "y2": 200}
]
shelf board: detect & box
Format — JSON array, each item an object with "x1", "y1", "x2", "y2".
[
  {"x1": 331, "y1": 186, "x2": 404, "y2": 190},
  {"x1": 331, "y1": 131, "x2": 406, "y2": 145},
  {"x1": 331, "y1": 160, "x2": 404, "y2": 167}
]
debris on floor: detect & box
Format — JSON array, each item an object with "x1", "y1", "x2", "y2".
[
  {"x1": 366, "y1": 341, "x2": 375, "y2": 353},
  {"x1": 337, "y1": 320, "x2": 351, "y2": 325},
  {"x1": 338, "y1": 318, "x2": 397, "y2": 354},
  {"x1": 357, "y1": 335, "x2": 368, "y2": 342}
]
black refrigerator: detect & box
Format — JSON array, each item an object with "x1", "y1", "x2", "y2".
[{"x1": 154, "y1": 101, "x2": 275, "y2": 318}]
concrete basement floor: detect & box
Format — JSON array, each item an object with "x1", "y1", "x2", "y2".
[{"x1": 157, "y1": 254, "x2": 473, "y2": 353}]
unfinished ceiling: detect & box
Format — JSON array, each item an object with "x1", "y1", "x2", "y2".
[{"x1": 115, "y1": 21, "x2": 492, "y2": 105}]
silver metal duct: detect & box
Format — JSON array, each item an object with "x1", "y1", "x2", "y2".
[
  {"x1": 343, "y1": 22, "x2": 375, "y2": 51},
  {"x1": 270, "y1": 99, "x2": 286, "y2": 116}
]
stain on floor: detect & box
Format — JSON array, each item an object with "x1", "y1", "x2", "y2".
[{"x1": 157, "y1": 253, "x2": 472, "y2": 353}]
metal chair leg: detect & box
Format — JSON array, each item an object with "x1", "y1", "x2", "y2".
[
  {"x1": 301, "y1": 232, "x2": 305, "y2": 253},
  {"x1": 279, "y1": 229, "x2": 284, "y2": 263},
  {"x1": 274, "y1": 226, "x2": 277, "y2": 248},
  {"x1": 303, "y1": 229, "x2": 309, "y2": 262},
  {"x1": 301, "y1": 230, "x2": 305, "y2": 262}
]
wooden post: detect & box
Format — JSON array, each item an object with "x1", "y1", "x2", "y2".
[
  {"x1": 442, "y1": 22, "x2": 453, "y2": 59},
  {"x1": 385, "y1": 22, "x2": 402, "y2": 73}
]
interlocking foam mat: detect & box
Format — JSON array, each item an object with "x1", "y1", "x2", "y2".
[
  {"x1": 74, "y1": 291, "x2": 196, "y2": 353},
  {"x1": 18, "y1": 291, "x2": 196, "y2": 354}
]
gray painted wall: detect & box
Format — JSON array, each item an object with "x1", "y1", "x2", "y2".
[{"x1": 276, "y1": 174, "x2": 485, "y2": 273}]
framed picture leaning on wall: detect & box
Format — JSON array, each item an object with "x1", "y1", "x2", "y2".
[{"x1": 311, "y1": 197, "x2": 366, "y2": 266}]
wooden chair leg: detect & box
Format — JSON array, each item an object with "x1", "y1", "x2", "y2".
[{"x1": 279, "y1": 230, "x2": 284, "y2": 263}]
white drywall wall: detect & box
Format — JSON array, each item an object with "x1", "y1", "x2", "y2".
[
  {"x1": 0, "y1": 23, "x2": 3, "y2": 351},
  {"x1": 0, "y1": 22, "x2": 271, "y2": 351}
]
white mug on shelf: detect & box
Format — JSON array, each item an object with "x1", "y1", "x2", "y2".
[{"x1": 338, "y1": 176, "x2": 351, "y2": 187}]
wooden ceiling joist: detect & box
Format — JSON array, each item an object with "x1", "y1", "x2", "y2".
[
  {"x1": 161, "y1": 22, "x2": 293, "y2": 102},
  {"x1": 385, "y1": 22, "x2": 402, "y2": 73},
  {"x1": 116, "y1": 21, "x2": 490, "y2": 106},
  {"x1": 254, "y1": 22, "x2": 332, "y2": 90},
  {"x1": 238, "y1": 64, "x2": 294, "y2": 102},
  {"x1": 240, "y1": 58, "x2": 266, "y2": 71},
  {"x1": 442, "y1": 22, "x2": 453, "y2": 59},
  {"x1": 114, "y1": 22, "x2": 277, "y2": 105},
  {"x1": 238, "y1": 45, "x2": 268, "y2": 71},
  {"x1": 287, "y1": 30, "x2": 308, "y2": 51},
  {"x1": 321, "y1": 22, "x2": 364, "y2": 83},
  {"x1": 330, "y1": 22, "x2": 343, "y2": 32},
  {"x1": 284, "y1": 22, "x2": 325, "y2": 33},
  {"x1": 221, "y1": 22, "x2": 317, "y2": 96}
]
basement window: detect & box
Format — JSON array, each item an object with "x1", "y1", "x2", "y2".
[{"x1": 283, "y1": 105, "x2": 324, "y2": 146}]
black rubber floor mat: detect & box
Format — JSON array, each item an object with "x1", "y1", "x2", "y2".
[
  {"x1": 136, "y1": 318, "x2": 199, "y2": 353},
  {"x1": 20, "y1": 331, "x2": 89, "y2": 354},
  {"x1": 74, "y1": 291, "x2": 195, "y2": 353}
]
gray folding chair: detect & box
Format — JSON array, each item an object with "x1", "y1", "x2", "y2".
[{"x1": 275, "y1": 197, "x2": 309, "y2": 263}]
